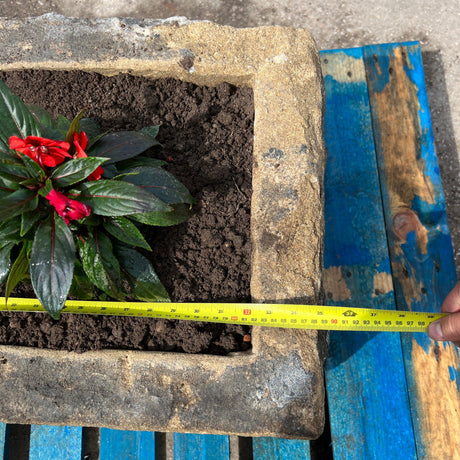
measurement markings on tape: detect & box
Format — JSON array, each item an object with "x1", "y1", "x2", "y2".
[{"x1": 1, "y1": 297, "x2": 446, "y2": 332}]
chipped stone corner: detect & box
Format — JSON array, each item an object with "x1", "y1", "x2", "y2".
[{"x1": 0, "y1": 15, "x2": 327, "y2": 439}]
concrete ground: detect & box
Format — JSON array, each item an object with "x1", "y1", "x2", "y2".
[{"x1": 1, "y1": 0, "x2": 459, "y2": 273}]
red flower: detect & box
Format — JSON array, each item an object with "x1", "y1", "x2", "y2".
[
  {"x1": 73, "y1": 131, "x2": 88, "y2": 158},
  {"x1": 73, "y1": 132, "x2": 104, "y2": 181},
  {"x1": 46, "y1": 189, "x2": 91, "y2": 225},
  {"x1": 9, "y1": 136, "x2": 71, "y2": 168}
]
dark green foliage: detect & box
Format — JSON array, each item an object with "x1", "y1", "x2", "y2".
[{"x1": 0, "y1": 80, "x2": 193, "y2": 317}]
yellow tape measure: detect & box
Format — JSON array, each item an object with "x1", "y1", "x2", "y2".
[{"x1": 1, "y1": 297, "x2": 445, "y2": 332}]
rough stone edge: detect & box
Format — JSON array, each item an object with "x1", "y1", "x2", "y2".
[{"x1": 0, "y1": 14, "x2": 327, "y2": 439}]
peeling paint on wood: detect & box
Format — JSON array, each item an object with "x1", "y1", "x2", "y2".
[
  {"x1": 392, "y1": 207, "x2": 428, "y2": 255},
  {"x1": 322, "y1": 46, "x2": 416, "y2": 459},
  {"x1": 368, "y1": 47, "x2": 437, "y2": 213},
  {"x1": 323, "y1": 266, "x2": 352, "y2": 301},
  {"x1": 364, "y1": 42, "x2": 459, "y2": 459},
  {"x1": 372, "y1": 271, "x2": 393, "y2": 297},
  {"x1": 411, "y1": 339, "x2": 460, "y2": 459},
  {"x1": 390, "y1": 260, "x2": 424, "y2": 308}
]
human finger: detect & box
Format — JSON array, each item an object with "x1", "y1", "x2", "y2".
[
  {"x1": 441, "y1": 281, "x2": 460, "y2": 313},
  {"x1": 427, "y1": 311, "x2": 460, "y2": 346}
]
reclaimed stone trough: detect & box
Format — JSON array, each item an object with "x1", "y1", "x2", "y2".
[{"x1": 0, "y1": 14, "x2": 327, "y2": 439}]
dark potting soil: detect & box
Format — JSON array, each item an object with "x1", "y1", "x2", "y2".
[{"x1": 0, "y1": 70, "x2": 254, "y2": 354}]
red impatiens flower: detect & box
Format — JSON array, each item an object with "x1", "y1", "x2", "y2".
[
  {"x1": 9, "y1": 136, "x2": 71, "y2": 168},
  {"x1": 46, "y1": 189, "x2": 91, "y2": 225},
  {"x1": 73, "y1": 132, "x2": 104, "y2": 181}
]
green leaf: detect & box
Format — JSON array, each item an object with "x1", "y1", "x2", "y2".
[
  {"x1": 0, "y1": 173, "x2": 21, "y2": 191},
  {"x1": 0, "y1": 162, "x2": 31, "y2": 182},
  {"x1": 79, "y1": 118, "x2": 101, "y2": 143},
  {"x1": 130, "y1": 203, "x2": 192, "y2": 226},
  {"x1": 30, "y1": 213, "x2": 75, "y2": 319},
  {"x1": 0, "y1": 146, "x2": 16, "y2": 161},
  {"x1": 114, "y1": 244, "x2": 170, "y2": 302},
  {"x1": 98, "y1": 164, "x2": 117, "y2": 179},
  {"x1": 0, "y1": 148, "x2": 15, "y2": 161},
  {"x1": 43, "y1": 127, "x2": 66, "y2": 141},
  {"x1": 19, "y1": 178, "x2": 40, "y2": 188},
  {"x1": 37, "y1": 178, "x2": 54, "y2": 198},
  {"x1": 103, "y1": 216, "x2": 151, "y2": 251},
  {"x1": 56, "y1": 114, "x2": 71, "y2": 132},
  {"x1": 116, "y1": 156, "x2": 167, "y2": 170},
  {"x1": 111, "y1": 172, "x2": 140, "y2": 181},
  {"x1": 140, "y1": 125, "x2": 161, "y2": 143},
  {"x1": 51, "y1": 157, "x2": 108, "y2": 187},
  {"x1": 65, "y1": 108, "x2": 87, "y2": 144},
  {"x1": 122, "y1": 166, "x2": 194, "y2": 205},
  {"x1": 69, "y1": 259, "x2": 94, "y2": 300},
  {"x1": 0, "y1": 190, "x2": 13, "y2": 199},
  {"x1": 0, "y1": 189, "x2": 39, "y2": 220},
  {"x1": 5, "y1": 241, "x2": 30, "y2": 301},
  {"x1": 26, "y1": 104, "x2": 56, "y2": 132},
  {"x1": 0, "y1": 216, "x2": 22, "y2": 248},
  {"x1": 0, "y1": 242, "x2": 14, "y2": 286},
  {"x1": 0, "y1": 79, "x2": 42, "y2": 159},
  {"x1": 19, "y1": 153, "x2": 45, "y2": 180},
  {"x1": 71, "y1": 180, "x2": 170, "y2": 216},
  {"x1": 21, "y1": 209, "x2": 43, "y2": 237},
  {"x1": 87, "y1": 131, "x2": 157, "y2": 164},
  {"x1": 78, "y1": 230, "x2": 124, "y2": 300}
]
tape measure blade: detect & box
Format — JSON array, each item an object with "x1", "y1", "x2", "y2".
[{"x1": 0, "y1": 298, "x2": 445, "y2": 332}]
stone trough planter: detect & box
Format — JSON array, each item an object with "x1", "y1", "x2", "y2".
[{"x1": 0, "y1": 14, "x2": 327, "y2": 439}]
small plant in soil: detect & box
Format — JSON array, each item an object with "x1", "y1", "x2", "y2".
[{"x1": 0, "y1": 80, "x2": 194, "y2": 319}]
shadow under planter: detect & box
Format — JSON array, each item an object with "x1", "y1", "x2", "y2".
[{"x1": 0, "y1": 14, "x2": 327, "y2": 439}]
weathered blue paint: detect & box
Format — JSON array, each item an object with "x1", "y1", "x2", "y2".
[
  {"x1": 173, "y1": 433, "x2": 229, "y2": 460},
  {"x1": 0, "y1": 423, "x2": 6, "y2": 460},
  {"x1": 322, "y1": 68, "x2": 383, "y2": 268},
  {"x1": 363, "y1": 41, "x2": 460, "y2": 459},
  {"x1": 29, "y1": 425, "x2": 82, "y2": 460},
  {"x1": 253, "y1": 437, "x2": 311, "y2": 459},
  {"x1": 99, "y1": 428, "x2": 155, "y2": 460},
  {"x1": 448, "y1": 366, "x2": 460, "y2": 391},
  {"x1": 321, "y1": 47, "x2": 417, "y2": 460}
]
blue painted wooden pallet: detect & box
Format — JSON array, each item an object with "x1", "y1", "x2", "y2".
[
  {"x1": 99, "y1": 428, "x2": 156, "y2": 459},
  {"x1": 29, "y1": 425, "x2": 82, "y2": 460},
  {"x1": 173, "y1": 433, "x2": 229, "y2": 460},
  {"x1": 362, "y1": 42, "x2": 460, "y2": 459},
  {"x1": 0, "y1": 42, "x2": 457, "y2": 459},
  {"x1": 321, "y1": 45, "x2": 417, "y2": 459},
  {"x1": 0, "y1": 423, "x2": 5, "y2": 460}
]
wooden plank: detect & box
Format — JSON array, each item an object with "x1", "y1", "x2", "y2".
[
  {"x1": 0, "y1": 423, "x2": 6, "y2": 460},
  {"x1": 253, "y1": 437, "x2": 310, "y2": 459},
  {"x1": 363, "y1": 41, "x2": 460, "y2": 459},
  {"x1": 320, "y1": 48, "x2": 417, "y2": 459},
  {"x1": 29, "y1": 425, "x2": 82, "y2": 460},
  {"x1": 173, "y1": 433, "x2": 229, "y2": 460},
  {"x1": 99, "y1": 428, "x2": 155, "y2": 459}
]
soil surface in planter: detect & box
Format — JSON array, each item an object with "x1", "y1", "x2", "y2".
[{"x1": 0, "y1": 71, "x2": 253, "y2": 354}]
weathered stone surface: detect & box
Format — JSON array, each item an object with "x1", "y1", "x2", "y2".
[{"x1": 0, "y1": 14, "x2": 327, "y2": 439}]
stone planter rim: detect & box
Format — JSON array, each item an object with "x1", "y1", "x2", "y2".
[{"x1": 0, "y1": 14, "x2": 327, "y2": 439}]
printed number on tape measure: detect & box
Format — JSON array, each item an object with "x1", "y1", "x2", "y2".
[{"x1": 0, "y1": 298, "x2": 446, "y2": 333}]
